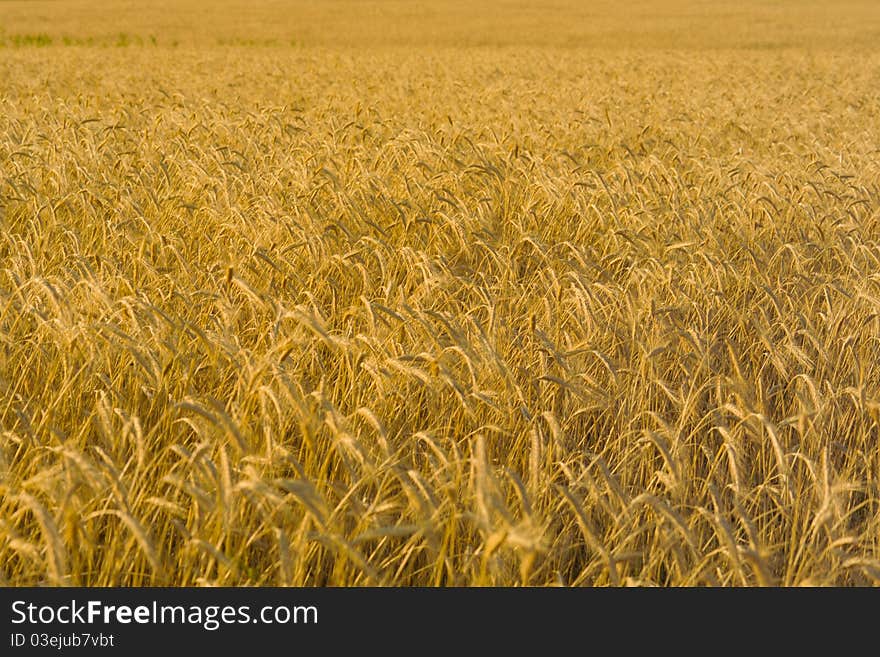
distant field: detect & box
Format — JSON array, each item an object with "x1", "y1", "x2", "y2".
[
  {"x1": 1, "y1": 0, "x2": 880, "y2": 48},
  {"x1": 2, "y1": 2, "x2": 880, "y2": 586}
]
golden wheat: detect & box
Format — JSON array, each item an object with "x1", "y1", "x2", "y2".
[{"x1": 2, "y1": 1, "x2": 880, "y2": 586}]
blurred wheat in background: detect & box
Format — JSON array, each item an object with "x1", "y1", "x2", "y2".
[{"x1": 2, "y1": 1, "x2": 880, "y2": 586}]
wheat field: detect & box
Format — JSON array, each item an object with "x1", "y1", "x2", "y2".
[{"x1": 2, "y1": 1, "x2": 880, "y2": 586}]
